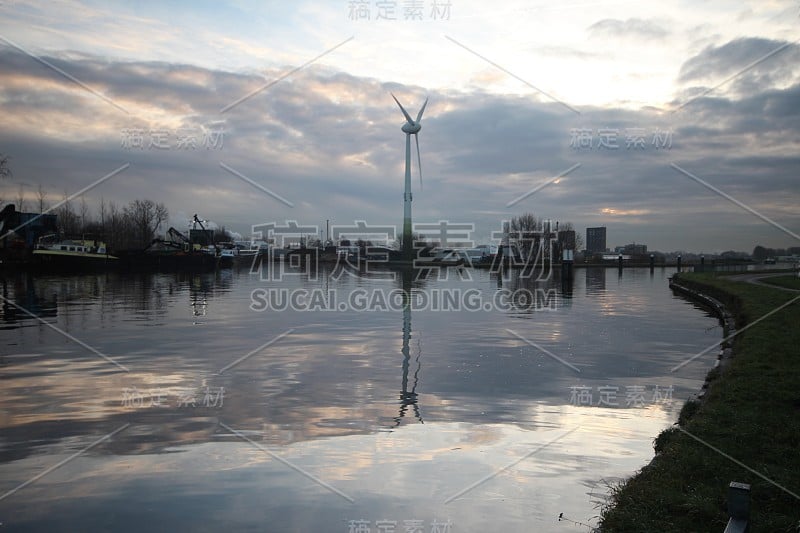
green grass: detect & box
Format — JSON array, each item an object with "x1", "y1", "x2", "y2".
[
  {"x1": 710, "y1": 268, "x2": 795, "y2": 278},
  {"x1": 760, "y1": 275, "x2": 800, "y2": 291},
  {"x1": 599, "y1": 272, "x2": 800, "y2": 532}
]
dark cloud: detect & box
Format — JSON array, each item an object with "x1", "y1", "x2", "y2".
[
  {"x1": 677, "y1": 37, "x2": 800, "y2": 96},
  {"x1": 0, "y1": 42, "x2": 798, "y2": 252}
]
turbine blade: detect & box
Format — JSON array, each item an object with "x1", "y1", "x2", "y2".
[
  {"x1": 391, "y1": 92, "x2": 414, "y2": 124},
  {"x1": 415, "y1": 133, "x2": 423, "y2": 189},
  {"x1": 416, "y1": 97, "x2": 428, "y2": 123}
]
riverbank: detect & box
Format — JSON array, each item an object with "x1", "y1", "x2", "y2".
[{"x1": 599, "y1": 272, "x2": 800, "y2": 532}]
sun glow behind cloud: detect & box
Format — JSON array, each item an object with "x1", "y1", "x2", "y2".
[{"x1": 600, "y1": 208, "x2": 650, "y2": 216}]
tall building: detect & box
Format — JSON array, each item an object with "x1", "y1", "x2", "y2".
[{"x1": 586, "y1": 227, "x2": 607, "y2": 254}]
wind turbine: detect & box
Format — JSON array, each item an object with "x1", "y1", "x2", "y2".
[{"x1": 391, "y1": 92, "x2": 428, "y2": 260}]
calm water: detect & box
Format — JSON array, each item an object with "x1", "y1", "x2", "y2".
[{"x1": 0, "y1": 265, "x2": 719, "y2": 532}]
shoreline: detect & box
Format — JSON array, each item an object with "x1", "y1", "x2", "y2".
[
  {"x1": 667, "y1": 276, "x2": 738, "y2": 382},
  {"x1": 599, "y1": 272, "x2": 800, "y2": 531}
]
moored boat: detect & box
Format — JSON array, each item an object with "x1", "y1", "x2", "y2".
[{"x1": 32, "y1": 234, "x2": 118, "y2": 270}]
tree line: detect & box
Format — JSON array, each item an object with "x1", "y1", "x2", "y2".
[
  {"x1": 752, "y1": 245, "x2": 800, "y2": 260},
  {"x1": 53, "y1": 196, "x2": 168, "y2": 252},
  {"x1": 6, "y1": 190, "x2": 166, "y2": 253},
  {"x1": 388, "y1": 213, "x2": 583, "y2": 256},
  {"x1": 0, "y1": 158, "x2": 169, "y2": 251},
  {"x1": 507, "y1": 213, "x2": 583, "y2": 259}
]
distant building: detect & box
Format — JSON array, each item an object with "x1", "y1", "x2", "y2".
[
  {"x1": 623, "y1": 243, "x2": 647, "y2": 255},
  {"x1": 0, "y1": 204, "x2": 58, "y2": 247},
  {"x1": 586, "y1": 227, "x2": 607, "y2": 254}
]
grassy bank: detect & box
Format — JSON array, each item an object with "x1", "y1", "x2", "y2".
[
  {"x1": 760, "y1": 275, "x2": 800, "y2": 291},
  {"x1": 599, "y1": 272, "x2": 800, "y2": 532}
]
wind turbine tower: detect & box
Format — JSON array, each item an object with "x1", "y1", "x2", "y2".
[{"x1": 391, "y1": 93, "x2": 428, "y2": 260}]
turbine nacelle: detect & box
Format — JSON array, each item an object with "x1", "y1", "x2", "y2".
[{"x1": 401, "y1": 122, "x2": 421, "y2": 134}]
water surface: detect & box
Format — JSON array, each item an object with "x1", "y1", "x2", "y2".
[{"x1": 0, "y1": 266, "x2": 719, "y2": 531}]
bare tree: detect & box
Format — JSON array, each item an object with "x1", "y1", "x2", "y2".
[
  {"x1": 0, "y1": 155, "x2": 9, "y2": 207},
  {"x1": 56, "y1": 190, "x2": 80, "y2": 236},
  {"x1": 107, "y1": 200, "x2": 122, "y2": 249},
  {"x1": 37, "y1": 184, "x2": 48, "y2": 214},
  {"x1": 79, "y1": 196, "x2": 89, "y2": 235},
  {"x1": 0, "y1": 153, "x2": 10, "y2": 179},
  {"x1": 123, "y1": 199, "x2": 169, "y2": 249},
  {"x1": 99, "y1": 197, "x2": 107, "y2": 234},
  {"x1": 509, "y1": 213, "x2": 541, "y2": 260},
  {"x1": 16, "y1": 184, "x2": 25, "y2": 212}
]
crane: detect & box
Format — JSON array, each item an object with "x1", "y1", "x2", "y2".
[{"x1": 192, "y1": 214, "x2": 219, "y2": 256}]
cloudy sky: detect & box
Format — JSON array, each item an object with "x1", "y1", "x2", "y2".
[{"x1": 0, "y1": 0, "x2": 798, "y2": 252}]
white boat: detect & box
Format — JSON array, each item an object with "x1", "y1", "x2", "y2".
[{"x1": 32, "y1": 234, "x2": 118, "y2": 268}]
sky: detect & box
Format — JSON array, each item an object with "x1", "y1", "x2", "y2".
[{"x1": 0, "y1": 0, "x2": 798, "y2": 253}]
